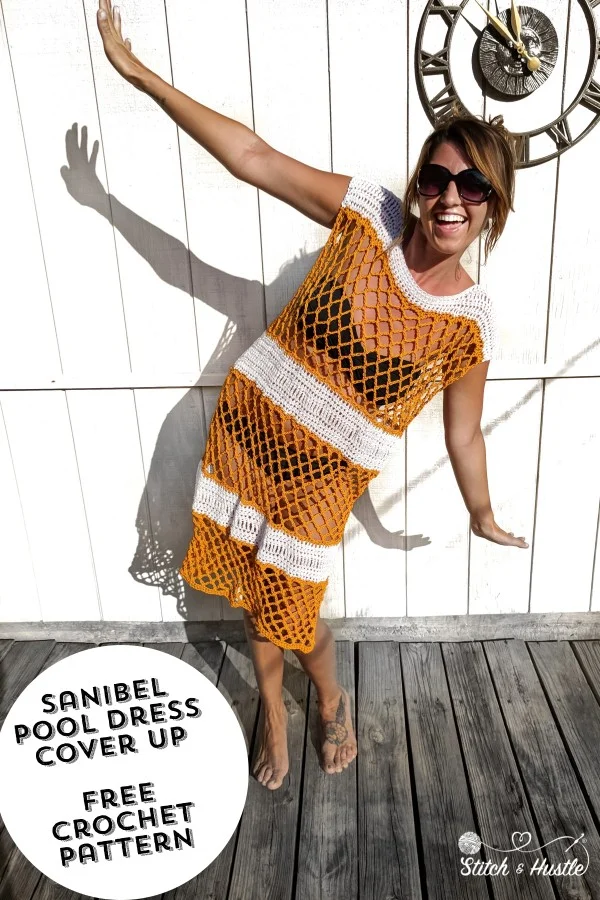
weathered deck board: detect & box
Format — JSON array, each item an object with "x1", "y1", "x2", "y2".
[
  {"x1": 401, "y1": 642, "x2": 489, "y2": 900},
  {"x1": 0, "y1": 640, "x2": 14, "y2": 663},
  {"x1": 442, "y1": 641, "x2": 554, "y2": 900},
  {"x1": 0, "y1": 641, "x2": 56, "y2": 722},
  {"x1": 357, "y1": 642, "x2": 422, "y2": 899},
  {"x1": 571, "y1": 639, "x2": 600, "y2": 706},
  {"x1": 228, "y1": 651, "x2": 308, "y2": 900},
  {"x1": 0, "y1": 639, "x2": 598, "y2": 899},
  {"x1": 165, "y1": 642, "x2": 257, "y2": 900},
  {"x1": 295, "y1": 640, "x2": 357, "y2": 899},
  {"x1": 485, "y1": 639, "x2": 600, "y2": 898},
  {"x1": 0, "y1": 641, "x2": 98, "y2": 900}
]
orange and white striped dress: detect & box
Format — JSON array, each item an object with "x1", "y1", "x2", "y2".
[{"x1": 179, "y1": 177, "x2": 496, "y2": 652}]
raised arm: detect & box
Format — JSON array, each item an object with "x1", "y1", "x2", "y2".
[{"x1": 96, "y1": 0, "x2": 351, "y2": 227}]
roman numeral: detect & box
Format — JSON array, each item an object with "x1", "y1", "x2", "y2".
[
  {"x1": 421, "y1": 46, "x2": 449, "y2": 75},
  {"x1": 429, "y1": 82, "x2": 459, "y2": 120},
  {"x1": 429, "y1": 0, "x2": 460, "y2": 26},
  {"x1": 516, "y1": 134, "x2": 530, "y2": 164},
  {"x1": 546, "y1": 117, "x2": 573, "y2": 149},
  {"x1": 580, "y1": 78, "x2": 600, "y2": 113}
]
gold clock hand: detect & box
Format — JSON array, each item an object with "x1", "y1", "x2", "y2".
[
  {"x1": 472, "y1": 0, "x2": 540, "y2": 72},
  {"x1": 472, "y1": 0, "x2": 517, "y2": 45},
  {"x1": 510, "y1": 0, "x2": 522, "y2": 42}
]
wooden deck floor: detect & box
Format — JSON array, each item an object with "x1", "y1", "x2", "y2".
[{"x1": 1, "y1": 637, "x2": 600, "y2": 899}]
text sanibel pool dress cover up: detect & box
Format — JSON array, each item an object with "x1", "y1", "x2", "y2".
[{"x1": 179, "y1": 176, "x2": 497, "y2": 652}]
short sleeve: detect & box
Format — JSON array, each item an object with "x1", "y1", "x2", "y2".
[
  {"x1": 478, "y1": 291, "x2": 498, "y2": 362},
  {"x1": 340, "y1": 177, "x2": 404, "y2": 246}
]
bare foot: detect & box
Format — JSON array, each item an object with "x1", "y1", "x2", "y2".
[
  {"x1": 317, "y1": 685, "x2": 357, "y2": 774},
  {"x1": 253, "y1": 701, "x2": 289, "y2": 790}
]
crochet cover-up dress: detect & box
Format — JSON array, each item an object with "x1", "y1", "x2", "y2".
[{"x1": 179, "y1": 177, "x2": 496, "y2": 652}]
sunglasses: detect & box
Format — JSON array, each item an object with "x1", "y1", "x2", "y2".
[{"x1": 417, "y1": 163, "x2": 493, "y2": 204}]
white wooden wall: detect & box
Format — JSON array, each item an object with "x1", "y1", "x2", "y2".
[{"x1": 0, "y1": 0, "x2": 598, "y2": 626}]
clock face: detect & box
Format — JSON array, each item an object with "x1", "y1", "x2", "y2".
[
  {"x1": 479, "y1": 6, "x2": 559, "y2": 97},
  {"x1": 416, "y1": 0, "x2": 600, "y2": 167}
]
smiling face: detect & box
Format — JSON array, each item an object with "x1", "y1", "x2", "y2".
[{"x1": 417, "y1": 140, "x2": 493, "y2": 256}]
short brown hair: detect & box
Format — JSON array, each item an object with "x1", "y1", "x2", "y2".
[{"x1": 392, "y1": 105, "x2": 518, "y2": 263}]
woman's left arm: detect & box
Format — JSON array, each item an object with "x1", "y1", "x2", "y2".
[{"x1": 443, "y1": 362, "x2": 529, "y2": 549}]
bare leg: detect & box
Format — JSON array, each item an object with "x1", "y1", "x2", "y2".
[
  {"x1": 243, "y1": 610, "x2": 289, "y2": 790},
  {"x1": 293, "y1": 616, "x2": 357, "y2": 774}
]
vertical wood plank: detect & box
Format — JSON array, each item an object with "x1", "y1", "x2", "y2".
[
  {"x1": 469, "y1": 379, "x2": 540, "y2": 613},
  {"x1": 401, "y1": 642, "x2": 488, "y2": 900},
  {"x1": 166, "y1": 642, "x2": 257, "y2": 900},
  {"x1": 547, "y1": 1, "x2": 600, "y2": 375},
  {"x1": 531, "y1": 378, "x2": 600, "y2": 611},
  {"x1": 227, "y1": 652, "x2": 308, "y2": 900},
  {"x1": 67, "y1": 389, "x2": 162, "y2": 621},
  {"x1": 0, "y1": 7, "x2": 60, "y2": 379},
  {"x1": 358, "y1": 642, "x2": 422, "y2": 899},
  {"x1": 0, "y1": 392, "x2": 100, "y2": 620},
  {"x1": 344, "y1": 445, "x2": 408, "y2": 618},
  {"x1": 83, "y1": 0, "x2": 199, "y2": 373},
  {"x1": 406, "y1": 394, "x2": 469, "y2": 615},
  {"x1": 296, "y1": 641, "x2": 358, "y2": 899},
  {"x1": 0, "y1": 402, "x2": 40, "y2": 621},
  {"x1": 328, "y1": 0, "x2": 407, "y2": 184},
  {"x1": 2, "y1": 0, "x2": 130, "y2": 374},
  {"x1": 165, "y1": 0, "x2": 266, "y2": 375}
]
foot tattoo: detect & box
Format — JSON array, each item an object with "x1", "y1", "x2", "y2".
[
  {"x1": 318, "y1": 685, "x2": 357, "y2": 774},
  {"x1": 323, "y1": 692, "x2": 349, "y2": 746}
]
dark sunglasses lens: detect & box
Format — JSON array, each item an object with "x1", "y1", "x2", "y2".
[
  {"x1": 459, "y1": 172, "x2": 490, "y2": 202},
  {"x1": 418, "y1": 165, "x2": 446, "y2": 196},
  {"x1": 418, "y1": 165, "x2": 491, "y2": 202}
]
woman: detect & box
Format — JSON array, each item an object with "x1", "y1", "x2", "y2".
[{"x1": 97, "y1": 0, "x2": 529, "y2": 792}]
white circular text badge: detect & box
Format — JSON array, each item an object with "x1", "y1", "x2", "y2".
[{"x1": 0, "y1": 645, "x2": 248, "y2": 900}]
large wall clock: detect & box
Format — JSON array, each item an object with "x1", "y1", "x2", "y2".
[{"x1": 416, "y1": 0, "x2": 600, "y2": 167}]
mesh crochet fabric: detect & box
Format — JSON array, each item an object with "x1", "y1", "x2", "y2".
[{"x1": 179, "y1": 177, "x2": 497, "y2": 652}]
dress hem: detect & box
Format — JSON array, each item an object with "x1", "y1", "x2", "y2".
[{"x1": 178, "y1": 563, "x2": 318, "y2": 654}]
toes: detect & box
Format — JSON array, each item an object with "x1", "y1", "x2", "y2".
[
  {"x1": 266, "y1": 769, "x2": 285, "y2": 790},
  {"x1": 256, "y1": 764, "x2": 272, "y2": 785}
]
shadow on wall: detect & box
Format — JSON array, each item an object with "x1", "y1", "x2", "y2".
[
  {"x1": 63, "y1": 124, "x2": 600, "y2": 618},
  {"x1": 61, "y1": 124, "x2": 414, "y2": 620}
]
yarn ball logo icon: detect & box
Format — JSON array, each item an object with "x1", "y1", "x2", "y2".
[{"x1": 0, "y1": 645, "x2": 248, "y2": 900}]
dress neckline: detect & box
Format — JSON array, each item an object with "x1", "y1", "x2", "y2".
[{"x1": 390, "y1": 240, "x2": 478, "y2": 305}]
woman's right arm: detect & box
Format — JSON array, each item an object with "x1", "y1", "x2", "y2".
[{"x1": 97, "y1": 0, "x2": 351, "y2": 228}]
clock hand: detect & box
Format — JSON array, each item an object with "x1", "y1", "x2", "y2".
[
  {"x1": 472, "y1": 0, "x2": 518, "y2": 45},
  {"x1": 472, "y1": 0, "x2": 540, "y2": 72},
  {"x1": 510, "y1": 0, "x2": 522, "y2": 43}
]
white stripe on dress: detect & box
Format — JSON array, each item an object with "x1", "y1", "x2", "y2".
[
  {"x1": 233, "y1": 332, "x2": 402, "y2": 471},
  {"x1": 192, "y1": 471, "x2": 339, "y2": 584}
]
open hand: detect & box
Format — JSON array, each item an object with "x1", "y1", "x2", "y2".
[
  {"x1": 97, "y1": 0, "x2": 145, "y2": 83},
  {"x1": 60, "y1": 124, "x2": 105, "y2": 209},
  {"x1": 470, "y1": 514, "x2": 529, "y2": 548}
]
